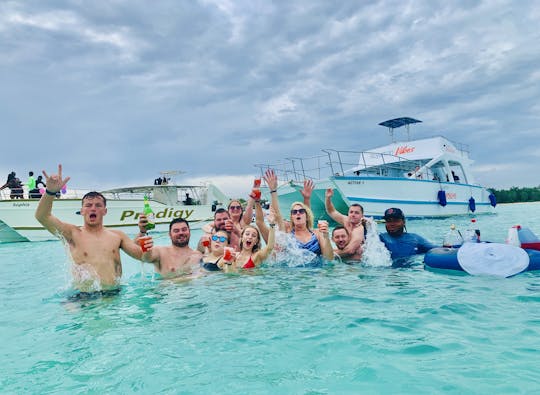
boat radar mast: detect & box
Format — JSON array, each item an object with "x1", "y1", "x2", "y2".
[{"x1": 378, "y1": 117, "x2": 422, "y2": 142}]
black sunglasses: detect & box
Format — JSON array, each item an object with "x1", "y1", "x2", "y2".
[{"x1": 291, "y1": 208, "x2": 307, "y2": 215}]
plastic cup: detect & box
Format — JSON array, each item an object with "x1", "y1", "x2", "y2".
[
  {"x1": 223, "y1": 247, "x2": 234, "y2": 261},
  {"x1": 317, "y1": 220, "x2": 328, "y2": 231},
  {"x1": 254, "y1": 178, "x2": 261, "y2": 188},
  {"x1": 252, "y1": 188, "x2": 261, "y2": 200},
  {"x1": 138, "y1": 236, "x2": 151, "y2": 252}
]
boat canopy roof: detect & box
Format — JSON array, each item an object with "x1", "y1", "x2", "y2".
[{"x1": 378, "y1": 117, "x2": 422, "y2": 129}]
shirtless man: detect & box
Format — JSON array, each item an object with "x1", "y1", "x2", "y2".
[
  {"x1": 35, "y1": 165, "x2": 143, "y2": 293},
  {"x1": 325, "y1": 188, "x2": 365, "y2": 258},
  {"x1": 332, "y1": 226, "x2": 362, "y2": 262},
  {"x1": 136, "y1": 216, "x2": 202, "y2": 279}
]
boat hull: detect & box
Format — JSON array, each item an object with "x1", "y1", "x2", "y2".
[
  {"x1": 0, "y1": 198, "x2": 214, "y2": 243},
  {"x1": 331, "y1": 176, "x2": 495, "y2": 218}
]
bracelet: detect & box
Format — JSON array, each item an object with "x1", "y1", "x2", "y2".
[
  {"x1": 270, "y1": 189, "x2": 277, "y2": 193},
  {"x1": 45, "y1": 189, "x2": 58, "y2": 196}
]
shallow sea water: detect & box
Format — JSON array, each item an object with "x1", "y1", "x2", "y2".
[{"x1": 1, "y1": 203, "x2": 540, "y2": 394}]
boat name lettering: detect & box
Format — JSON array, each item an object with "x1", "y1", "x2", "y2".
[
  {"x1": 446, "y1": 192, "x2": 456, "y2": 199},
  {"x1": 120, "y1": 208, "x2": 194, "y2": 221},
  {"x1": 12, "y1": 202, "x2": 30, "y2": 207},
  {"x1": 348, "y1": 180, "x2": 365, "y2": 185},
  {"x1": 394, "y1": 145, "x2": 415, "y2": 155}
]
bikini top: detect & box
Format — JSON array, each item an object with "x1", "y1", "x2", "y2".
[
  {"x1": 242, "y1": 255, "x2": 255, "y2": 269},
  {"x1": 291, "y1": 230, "x2": 322, "y2": 255},
  {"x1": 201, "y1": 257, "x2": 222, "y2": 271}
]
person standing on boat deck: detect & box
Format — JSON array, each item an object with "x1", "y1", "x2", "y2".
[
  {"x1": 35, "y1": 165, "x2": 144, "y2": 292},
  {"x1": 379, "y1": 207, "x2": 436, "y2": 262},
  {"x1": 324, "y1": 188, "x2": 365, "y2": 258},
  {"x1": 1, "y1": 171, "x2": 24, "y2": 199},
  {"x1": 26, "y1": 171, "x2": 36, "y2": 198},
  {"x1": 198, "y1": 208, "x2": 240, "y2": 252},
  {"x1": 136, "y1": 217, "x2": 202, "y2": 279},
  {"x1": 0, "y1": 172, "x2": 16, "y2": 195},
  {"x1": 332, "y1": 226, "x2": 363, "y2": 262},
  {"x1": 277, "y1": 201, "x2": 333, "y2": 261}
]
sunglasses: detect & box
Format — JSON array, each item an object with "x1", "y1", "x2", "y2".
[
  {"x1": 212, "y1": 235, "x2": 228, "y2": 242},
  {"x1": 291, "y1": 208, "x2": 307, "y2": 215},
  {"x1": 229, "y1": 205, "x2": 242, "y2": 210}
]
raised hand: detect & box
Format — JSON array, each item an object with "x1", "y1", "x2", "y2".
[
  {"x1": 300, "y1": 179, "x2": 314, "y2": 200},
  {"x1": 42, "y1": 164, "x2": 71, "y2": 193},
  {"x1": 325, "y1": 188, "x2": 334, "y2": 199},
  {"x1": 264, "y1": 169, "x2": 278, "y2": 191}
]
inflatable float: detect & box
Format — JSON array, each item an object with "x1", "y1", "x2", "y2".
[{"x1": 424, "y1": 225, "x2": 540, "y2": 277}]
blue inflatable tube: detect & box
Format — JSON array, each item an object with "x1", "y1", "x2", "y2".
[{"x1": 424, "y1": 247, "x2": 540, "y2": 273}]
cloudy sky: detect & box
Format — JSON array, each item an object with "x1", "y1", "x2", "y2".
[{"x1": 1, "y1": 0, "x2": 539, "y2": 198}]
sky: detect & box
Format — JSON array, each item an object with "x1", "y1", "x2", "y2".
[{"x1": 1, "y1": 0, "x2": 540, "y2": 198}]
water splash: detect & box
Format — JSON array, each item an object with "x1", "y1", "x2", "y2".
[
  {"x1": 266, "y1": 230, "x2": 320, "y2": 267},
  {"x1": 57, "y1": 231, "x2": 103, "y2": 292},
  {"x1": 362, "y1": 218, "x2": 392, "y2": 267}
]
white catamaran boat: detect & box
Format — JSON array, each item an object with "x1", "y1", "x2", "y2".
[
  {"x1": 256, "y1": 118, "x2": 496, "y2": 221},
  {"x1": 0, "y1": 171, "x2": 230, "y2": 243}
]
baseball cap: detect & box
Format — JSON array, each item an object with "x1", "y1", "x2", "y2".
[{"x1": 383, "y1": 207, "x2": 405, "y2": 220}]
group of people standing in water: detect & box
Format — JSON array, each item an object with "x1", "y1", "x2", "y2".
[{"x1": 34, "y1": 164, "x2": 436, "y2": 295}]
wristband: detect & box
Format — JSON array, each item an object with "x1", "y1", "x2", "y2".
[
  {"x1": 45, "y1": 189, "x2": 57, "y2": 196},
  {"x1": 270, "y1": 190, "x2": 277, "y2": 193}
]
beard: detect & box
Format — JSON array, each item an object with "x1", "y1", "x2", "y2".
[{"x1": 172, "y1": 237, "x2": 189, "y2": 247}]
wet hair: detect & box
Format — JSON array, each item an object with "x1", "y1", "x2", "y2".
[
  {"x1": 82, "y1": 191, "x2": 106, "y2": 206},
  {"x1": 239, "y1": 225, "x2": 261, "y2": 252},
  {"x1": 350, "y1": 203, "x2": 364, "y2": 214},
  {"x1": 214, "y1": 208, "x2": 229, "y2": 219},
  {"x1": 289, "y1": 201, "x2": 314, "y2": 230},
  {"x1": 169, "y1": 217, "x2": 190, "y2": 232},
  {"x1": 332, "y1": 225, "x2": 349, "y2": 237}
]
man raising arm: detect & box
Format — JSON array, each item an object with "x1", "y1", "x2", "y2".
[{"x1": 35, "y1": 164, "x2": 143, "y2": 292}]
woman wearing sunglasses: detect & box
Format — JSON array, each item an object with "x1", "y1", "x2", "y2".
[
  {"x1": 225, "y1": 209, "x2": 277, "y2": 271},
  {"x1": 288, "y1": 202, "x2": 334, "y2": 262},
  {"x1": 200, "y1": 230, "x2": 231, "y2": 271}
]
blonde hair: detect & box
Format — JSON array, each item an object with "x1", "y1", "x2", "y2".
[{"x1": 289, "y1": 201, "x2": 314, "y2": 230}]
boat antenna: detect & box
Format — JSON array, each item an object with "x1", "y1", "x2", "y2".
[{"x1": 378, "y1": 117, "x2": 422, "y2": 142}]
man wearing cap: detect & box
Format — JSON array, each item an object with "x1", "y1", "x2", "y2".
[{"x1": 380, "y1": 207, "x2": 436, "y2": 261}]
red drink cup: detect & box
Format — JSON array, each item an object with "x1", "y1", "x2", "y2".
[
  {"x1": 254, "y1": 178, "x2": 261, "y2": 188},
  {"x1": 138, "y1": 236, "x2": 151, "y2": 252},
  {"x1": 223, "y1": 247, "x2": 234, "y2": 261},
  {"x1": 252, "y1": 188, "x2": 261, "y2": 200}
]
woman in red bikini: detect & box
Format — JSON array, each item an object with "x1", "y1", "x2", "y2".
[{"x1": 227, "y1": 210, "x2": 276, "y2": 271}]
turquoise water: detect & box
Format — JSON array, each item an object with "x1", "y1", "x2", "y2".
[{"x1": 2, "y1": 203, "x2": 540, "y2": 394}]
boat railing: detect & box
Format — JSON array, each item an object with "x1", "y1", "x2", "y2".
[
  {"x1": 254, "y1": 149, "x2": 434, "y2": 183},
  {"x1": 254, "y1": 153, "x2": 332, "y2": 183},
  {"x1": 323, "y1": 149, "x2": 435, "y2": 179}
]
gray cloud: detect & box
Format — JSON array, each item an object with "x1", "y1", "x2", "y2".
[{"x1": 1, "y1": 0, "x2": 539, "y2": 198}]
